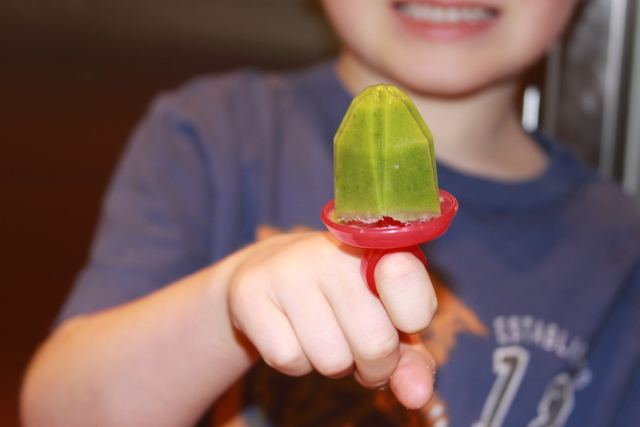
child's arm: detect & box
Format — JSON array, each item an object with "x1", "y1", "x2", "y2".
[{"x1": 21, "y1": 231, "x2": 436, "y2": 427}]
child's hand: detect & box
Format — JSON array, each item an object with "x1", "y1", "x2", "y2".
[{"x1": 227, "y1": 230, "x2": 437, "y2": 409}]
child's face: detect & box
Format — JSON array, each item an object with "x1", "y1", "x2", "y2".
[{"x1": 322, "y1": 0, "x2": 581, "y2": 96}]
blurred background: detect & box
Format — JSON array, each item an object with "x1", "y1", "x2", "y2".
[
  {"x1": 1, "y1": 1, "x2": 337, "y2": 425},
  {"x1": 1, "y1": 0, "x2": 638, "y2": 426}
]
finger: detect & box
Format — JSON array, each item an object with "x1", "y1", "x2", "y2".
[
  {"x1": 320, "y1": 256, "x2": 400, "y2": 389},
  {"x1": 350, "y1": 322, "x2": 400, "y2": 390},
  {"x1": 290, "y1": 225, "x2": 313, "y2": 234},
  {"x1": 375, "y1": 252, "x2": 438, "y2": 333},
  {"x1": 389, "y1": 333, "x2": 436, "y2": 410},
  {"x1": 276, "y1": 283, "x2": 354, "y2": 378},
  {"x1": 255, "y1": 224, "x2": 284, "y2": 241},
  {"x1": 230, "y1": 292, "x2": 312, "y2": 377}
]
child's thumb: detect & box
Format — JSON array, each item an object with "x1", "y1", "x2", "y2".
[{"x1": 389, "y1": 333, "x2": 437, "y2": 410}]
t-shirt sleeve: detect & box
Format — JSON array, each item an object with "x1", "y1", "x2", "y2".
[
  {"x1": 613, "y1": 358, "x2": 640, "y2": 426},
  {"x1": 578, "y1": 260, "x2": 640, "y2": 427},
  {"x1": 56, "y1": 95, "x2": 214, "y2": 324},
  {"x1": 611, "y1": 264, "x2": 640, "y2": 426}
]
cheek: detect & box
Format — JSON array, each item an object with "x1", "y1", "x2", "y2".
[
  {"x1": 517, "y1": 0, "x2": 579, "y2": 46},
  {"x1": 322, "y1": 0, "x2": 392, "y2": 67},
  {"x1": 499, "y1": 0, "x2": 579, "y2": 70},
  {"x1": 322, "y1": 0, "x2": 370, "y2": 37}
]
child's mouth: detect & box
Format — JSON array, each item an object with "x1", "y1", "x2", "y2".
[{"x1": 393, "y1": 2, "x2": 498, "y2": 26}]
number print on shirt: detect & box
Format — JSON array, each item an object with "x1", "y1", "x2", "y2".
[
  {"x1": 474, "y1": 346, "x2": 530, "y2": 427},
  {"x1": 527, "y1": 372, "x2": 575, "y2": 427},
  {"x1": 474, "y1": 346, "x2": 591, "y2": 427}
]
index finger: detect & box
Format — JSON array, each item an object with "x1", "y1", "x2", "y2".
[{"x1": 374, "y1": 252, "x2": 437, "y2": 333}]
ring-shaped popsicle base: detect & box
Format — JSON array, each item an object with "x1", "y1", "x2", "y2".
[{"x1": 320, "y1": 189, "x2": 458, "y2": 296}]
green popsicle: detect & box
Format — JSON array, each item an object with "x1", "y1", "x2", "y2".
[{"x1": 334, "y1": 84, "x2": 440, "y2": 224}]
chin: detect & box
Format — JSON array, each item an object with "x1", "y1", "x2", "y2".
[{"x1": 387, "y1": 67, "x2": 514, "y2": 99}]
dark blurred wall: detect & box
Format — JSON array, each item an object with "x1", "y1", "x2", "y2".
[{"x1": 0, "y1": 1, "x2": 337, "y2": 425}]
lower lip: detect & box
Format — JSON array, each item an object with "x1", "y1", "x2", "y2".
[{"x1": 393, "y1": 7, "x2": 497, "y2": 41}]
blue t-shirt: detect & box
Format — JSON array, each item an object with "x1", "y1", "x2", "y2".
[{"x1": 58, "y1": 60, "x2": 640, "y2": 427}]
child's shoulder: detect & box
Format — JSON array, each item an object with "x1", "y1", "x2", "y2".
[
  {"x1": 153, "y1": 60, "x2": 338, "y2": 113},
  {"x1": 566, "y1": 158, "x2": 640, "y2": 250},
  {"x1": 130, "y1": 60, "x2": 342, "y2": 144},
  {"x1": 531, "y1": 131, "x2": 640, "y2": 246},
  {"x1": 584, "y1": 176, "x2": 640, "y2": 239}
]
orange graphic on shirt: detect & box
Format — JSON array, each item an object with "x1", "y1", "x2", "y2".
[
  {"x1": 371, "y1": 275, "x2": 489, "y2": 426},
  {"x1": 211, "y1": 226, "x2": 489, "y2": 427}
]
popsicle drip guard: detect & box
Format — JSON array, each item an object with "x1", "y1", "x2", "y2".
[{"x1": 321, "y1": 189, "x2": 458, "y2": 296}]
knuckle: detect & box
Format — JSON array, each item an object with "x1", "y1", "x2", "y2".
[
  {"x1": 229, "y1": 265, "x2": 261, "y2": 298},
  {"x1": 358, "y1": 326, "x2": 399, "y2": 362},
  {"x1": 265, "y1": 345, "x2": 309, "y2": 376},
  {"x1": 228, "y1": 274, "x2": 262, "y2": 316},
  {"x1": 354, "y1": 365, "x2": 392, "y2": 390},
  {"x1": 315, "y1": 354, "x2": 354, "y2": 378},
  {"x1": 377, "y1": 254, "x2": 415, "y2": 288}
]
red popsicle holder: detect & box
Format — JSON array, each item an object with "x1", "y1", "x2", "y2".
[{"x1": 320, "y1": 189, "x2": 458, "y2": 297}]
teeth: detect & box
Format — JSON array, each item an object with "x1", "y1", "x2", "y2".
[{"x1": 398, "y1": 3, "x2": 495, "y2": 25}]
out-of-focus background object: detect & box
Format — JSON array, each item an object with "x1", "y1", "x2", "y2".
[
  {"x1": 531, "y1": 0, "x2": 640, "y2": 199},
  {"x1": 1, "y1": 0, "x2": 638, "y2": 426},
  {"x1": 1, "y1": 1, "x2": 336, "y2": 425}
]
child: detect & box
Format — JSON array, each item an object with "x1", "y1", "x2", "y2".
[{"x1": 21, "y1": 1, "x2": 640, "y2": 426}]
